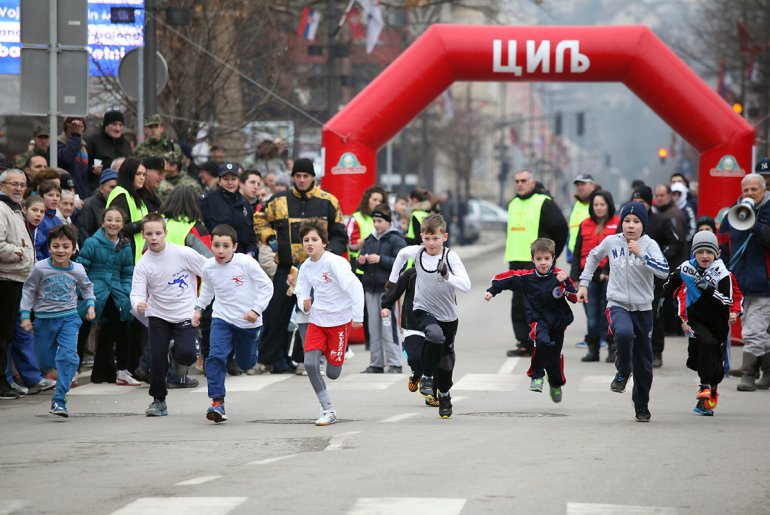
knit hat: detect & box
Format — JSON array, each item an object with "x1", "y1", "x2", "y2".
[
  {"x1": 692, "y1": 230, "x2": 719, "y2": 256},
  {"x1": 103, "y1": 110, "x2": 124, "y2": 126},
  {"x1": 631, "y1": 185, "x2": 653, "y2": 207},
  {"x1": 99, "y1": 168, "x2": 118, "y2": 185},
  {"x1": 619, "y1": 201, "x2": 648, "y2": 233},
  {"x1": 371, "y1": 206, "x2": 392, "y2": 222},
  {"x1": 292, "y1": 158, "x2": 315, "y2": 176}
]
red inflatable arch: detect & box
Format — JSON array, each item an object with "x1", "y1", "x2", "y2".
[{"x1": 321, "y1": 25, "x2": 754, "y2": 216}]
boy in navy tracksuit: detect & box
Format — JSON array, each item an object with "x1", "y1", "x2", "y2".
[
  {"x1": 662, "y1": 230, "x2": 743, "y2": 416},
  {"x1": 577, "y1": 202, "x2": 669, "y2": 422},
  {"x1": 485, "y1": 238, "x2": 577, "y2": 403},
  {"x1": 381, "y1": 267, "x2": 437, "y2": 407}
]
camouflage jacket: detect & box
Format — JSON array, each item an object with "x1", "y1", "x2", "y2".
[
  {"x1": 134, "y1": 136, "x2": 183, "y2": 166},
  {"x1": 157, "y1": 172, "x2": 203, "y2": 204}
]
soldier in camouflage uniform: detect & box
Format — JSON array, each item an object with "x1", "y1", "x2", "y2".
[
  {"x1": 156, "y1": 149, "x2": 202, "y2": 204},
  {"x1": 16, "y1": 125, "x2": 51, "y2": 168},
  {"x1": 134, "y1": 114, "x2": 184, "y2": 169}
]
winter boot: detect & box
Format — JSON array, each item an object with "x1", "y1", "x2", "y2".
[
  {"x1": 756, "y1": 355, "x2": 770, "y2": 390},
  {"x1": 581, "y1": 337, "x2": 600, "y2": 362},
  {"x1": 737, "y1": 353, "x2": 759, "y2": 392},
  {"x1": 605, "y1": 336, "x2": 616, "y2": 363}
]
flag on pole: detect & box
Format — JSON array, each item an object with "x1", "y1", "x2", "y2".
[
  {"x1": 348, "y1": 7, "x2": 366, "y2": 40},
  {"x1": 357, "y1": 0, "x2": 384, "y2": 54},
  {"x1": 297, "y1": 7, "x2": 322, "y2": 41}
]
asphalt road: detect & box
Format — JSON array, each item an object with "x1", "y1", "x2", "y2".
[{"x1": 2, "y1": 243, "x2": 769, "y2": 515}]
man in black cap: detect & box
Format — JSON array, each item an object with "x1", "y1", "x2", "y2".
[
  {"x1": 16, "y1": 125, "x2": 51, "y2": 169},
  {"x1": 253, "y1": 158, "x2": 347, "y2": 374},
  {"x1": 631, "y1": 185, "x2": 685, "y2": 368},
  {"x1": 568, "y1": 174, "x2": 600, "y2": 262},
  {"x1": 200, "y1": 162, "x2": 256, "y2": 257},
  {"x1": 86, "y1": 110, "x2": 133, "y2": 194},
  {"x1": 755, "y1": 157, "x2": 770, "y2": 189}
]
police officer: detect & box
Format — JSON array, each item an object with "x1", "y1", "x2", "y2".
[
  {"x1": 200, "y1": 162, "x2": 257, "y2": 257},
  {"x1": 505, "y1": 170, "x2": 568, "y2": 357}
]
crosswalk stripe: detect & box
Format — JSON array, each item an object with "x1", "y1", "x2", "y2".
[
  {"x1": 567, "y1": 502, "x2": 678, "y2": 514},
  {"x1": 248, "y1": 454, "x2": 296, "y2": 465},
  {"x1": 380, "y1": 413, "x2": 419, "y2": 423},
  {"x1": 578, "y1": 375, "x2": 633, "y2": 393},
  {"x1": 347, "y1": 498, "x2": 466, "y2": 515},
  {"x1": 111, "y1": 497, "x2": 247, "y2": 515},
  {"x1": 325, "y1": 431, "x2": 361, "y2": 451},
  {"x1": 175, "y1": 476, "x2": 222, "y2": 486},
  {"x1": 497, "y1": 357, "x2": 520, "y2": 374},
  {"x1": 0, "y1": 500, "x2": 28, "y2": 514},
  {"x1": 68, "y1": 384, "x2": 138, "y2": 396},
  {"x1": 190, "y1": 374, "x2": 292, "y2": 393},
  {"x1": 328, "y1": 374, "x2": 403, "y2": 391},
  {"x1": 452, "y1": 373, "x2": 518, "y2": 391}
]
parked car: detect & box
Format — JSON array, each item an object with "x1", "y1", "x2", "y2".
[{"x1": 466, "y1": 198, "x2": 508, "y2": 232}]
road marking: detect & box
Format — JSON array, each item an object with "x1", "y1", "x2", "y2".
[
  {"x1": 248, "y1": 455, "x2": 296, "y2": 465},
  {"x1": 347, "y1": 497, "x2": 466, "y2": 515},
  {"x1": 325, "y1": 431, "x2": 361, "y2": 451},
  {"x1": 452, "y1": 373, "x2": 517, "y2": 391},
  {"x1": 67, "y1": 384, "x2": 137, "y2": 396},
  {"x1": 191, "y1": 374, "x2": 292, "y2": 393},
  {"x1": 111, "y1": 497, "x2": 247, "y2": 514},
  {"x1": 328, "y1": 374, "x2": 403, "y2": 391},
  {"x1": 451, "y1": 396, "x2": 467, "y2": 403},
  {"x1": 567, "y1": 502, "x2": 678, "y2": 514},
  {"x1": 0, "y1": 500, "x2": 28, "y2": 514},
  {"x1": 175, "y1": 475, "x2": 222, "y2": 486},
  {"x1": 578, "y1": 375, "x2": 634, "y2": 393},
  {"x1": 497, "y1": 357, "x2": 520, "y2": 374},
  {"x1": 380, "y1": 412, "x2": 418, "y2": 423}
]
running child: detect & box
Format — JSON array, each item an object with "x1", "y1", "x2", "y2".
[
  {"x1": 387, "y1": 213, "x2": 471, "y2": 419},
  {"x1": 130, "y1": 213, "x2": 207, "y2": 417},
  {"x1": 381, "y1": 267, "x2": 437, "y2": 407},
  {"x1": 484, "y1": 238, "x2": 578, "y2": 403},
  {"x1": 577, "y1": 202, "x2": 669, "y2": 422},
  {"x1": 20, "y1": 224, "x2": 95, "y2": 416},
  {"x1": 192, "y1": 224, "x2": 273, "y2": 423},
  {"x1": 662, "y1": 230, "x2": 743, "y2": 416},
  {"x1": 294, "y1": 219, "x2": 364, "y2": 426}
]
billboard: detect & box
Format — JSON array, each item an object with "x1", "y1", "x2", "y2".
[{"x1": 0, "y1": 0, "x2": 144, "y2": 76}]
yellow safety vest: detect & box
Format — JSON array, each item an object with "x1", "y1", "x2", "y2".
[
  {"x1": 568, "y1": 200, "x2": 590, "y2": 253},
  {"x1": 349, "y1": 211, "x2": 374, "y2": 275},
  {"x1": 166, "y1": 218, "x2": 195, "y2": 247},
  {"x1": 106, "y1": 186, "x2": 147, "y2": 264},
  {"x1": 505, "y1": 193, "x2": 548, "y2": 262},
  {"x1": 406, "y1": 209, "x2": 429, "y2": 268}
]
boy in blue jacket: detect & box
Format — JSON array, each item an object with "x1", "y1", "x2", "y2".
[
  {"x1": 485, "y1": 238, "x2": 578, "y2": 403},
  {"x1": 577, "y1": 202, "x2": 669, "y2": 422}
]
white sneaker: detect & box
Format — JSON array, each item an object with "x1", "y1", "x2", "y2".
[
  {"x1": 315, "y1": 408, "x2": 337, "y2": 426},
  {"x1": 116, "y1": 370, "x2": 141, "y2": 386},
  {"x1": 345, "y1": 348, "x2": 355, "y2": 359},
  {"x1": 295, "y1": 363, "x2": 306, "y2": 376}
]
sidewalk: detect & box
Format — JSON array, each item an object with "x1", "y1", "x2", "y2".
[{"x1": 451, "y1": 231, "x2": 505, "y2": 261}]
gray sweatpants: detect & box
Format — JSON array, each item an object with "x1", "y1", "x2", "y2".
[
  {"x1": 741, "y1": 296, "x2": 770, "y2": 357},
  {"x1": 365, "y1": 290, "x2": 402, "y2": 368}
]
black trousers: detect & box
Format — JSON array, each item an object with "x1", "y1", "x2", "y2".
[
  {"x1": 258, "y1": 266, "x2": 295, "y2": 366},
  {"x1": 0, "y1": 280, "x2": 23, "y2": 389},
  {"x1": 91, "y1": 297, "x2": 130, "y2": 382},
  {"x1": 403, "y1": 334, "x2": 426, "y2": 377},
  {"x1": 686, "y1": 320, "x2": 728, "y2": 387},
  {"x1": 651, "y1": 296, "x2": 665, "y2": 355},
  {"x1": 148, "y1": 317, "x2": 197, "y2": 401},
  {"x1": 528, "y1": 323, "x2": 566, "y2": 387},
  {"x1": 414, "y1": 309, "x2": 458, "y2": 394}
]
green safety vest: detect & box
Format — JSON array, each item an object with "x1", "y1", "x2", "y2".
[
  {"x1": 349, "y1": 211, "x2": 374, "y2": 275},
  {"x1": 505, "y1": 193, "x2": 548, "y2": 262},
  {"x1": 568, "y1": 200, "x2": 590, "y2": 253},
  {"x1": 406, "y1": 209, "x2": 430, "y2": 268},
  {"x1": 165, "y1": 218, "x2": 195, "y2": 247},
  {"x1": 106, "y1": 186, "x2": 148, "y2": 264}
]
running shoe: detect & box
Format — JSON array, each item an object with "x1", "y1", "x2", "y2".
[
  {"x1": 145, "y1": 400, "x2": 168, "y2": 417},
  {"x1": 116, "y1": 370, "x2": 141, "y2": 386},
  {"x1": 610, "y1": 372, "x2": 630, "y2": 393},
  {"x1": 206, "y1": 401, "x2": 227, "y2": 423},
  {"x1": 50, "y1": 401, "x2": 68, "y2": 417},
  {"x1": 27, "y1": 377, "x2": 56, "y2": 395},
  {"x1": 529, "y1": 377, "x2": 544, "y2": 393},
  {"x1": 407, "y1": 374, "x2": 419, "y2": 393},
  {"x1": 549, "y1": 386, "x2": 562, "y2": 403},
  {"x1": 425, "y1": 396, "x2": 439, "y2": 407},
  {"x1": 693, "y1": 399, "x2": 714, "y2": 416},
  {"x1": 696, "y1": 384, "x2": 712, "y2": 400},
  {"x1": 315, "y1": 408, "x2": 337, "y2": 426},
  {"x1": 418, "y1": 376, "x2": 434, "y2": 398},
  {"x1": 704, "y1": 387, "x2": 719, "y2": 410},
  {"x1": 438, "y1": 394, "x2": 452, "y2": 418},
  {"x1": 634, "y1": 406, "x2": 651, "y2": 422}
]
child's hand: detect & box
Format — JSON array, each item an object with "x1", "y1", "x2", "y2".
[
  {"x1": 286, "y1": 274, "x2": 297, "y2": 288},
  {"x1": 137, "y1": 301, "x2": 147, "y2": 315},
  {"x1": 576, "y1": 286, "x2": 588, "y2": 303},
  {"x1": 303, "y1": 298, "x2": 312, "y2": 312},
  {"x1": 381, "y1": 308, "x2": 391, "y2": 318},
  {"x1": 357, "y1": 254, "x2": 367, "y2": 265},
  {"x1": 556, "y1": 270, "x2": 568, "y2": 283},
  {"x1": 86, "y1": 306, "x2": 96, "y2": 321},
  {"x1": 681, "y1": 321, "x2": 692, "y2": 335},
  {"x1": 483, "y1": 291, "x2": 493, "y2": 302},
  {"x1": 599, "y1": 273, "x2": 609, "y2": 282},
  {"x1": 21, "y1": 319, "x2": 33, "y2": 332},
  {"x1": 352, "y1": 321, "x2": 363, "y2": 329},
  {"x1": 243, "y1": 310, "x2": 259, "y2": 323},
  {"x1": 729, "y1": 312, "x2": 738, "y2": 325},
  {"x1": 191, "y1": 309, "x2": 201, "y2": 327},
  {"x1": 366, "y1": 254, "x2": 381, "y2": 264},
  {"x1": 628, "y1": 239, "x2": 641, "y2": 256}
]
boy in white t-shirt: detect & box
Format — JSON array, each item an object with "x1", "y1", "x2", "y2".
[
  {"x1": 192, "y1": 224, "x2": 273, "y2": 423},
  {"x1": 130, "y1": 213, "x2": 207, "y2": 417},
  {"x1": 295, "y1": 219, "x2": 364, "y2": 426}
]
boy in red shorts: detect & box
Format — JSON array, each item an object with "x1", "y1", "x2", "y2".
[{"x1": 295, "y1": 219, "x2": 364, "y2": 426}]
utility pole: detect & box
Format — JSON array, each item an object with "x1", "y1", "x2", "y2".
[
  {"x1": 326, "y1": 0, "x2": 338, "y2": 121},
  {"x1": 143, "y1": 0, "x2": 157, "y2": 117}
]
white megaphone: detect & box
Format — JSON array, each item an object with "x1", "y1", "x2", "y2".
[{"x1": 728, "y1": 197, "x2": 756, "y2": 230}]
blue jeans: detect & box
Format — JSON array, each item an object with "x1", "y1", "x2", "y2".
[
  {"x1": 608, "y1": 307, "x2": 653, "y2": 409},
  {"x1": 205, "y1": 318, "x2": 260, "y2": 399},
  {"x1": 34, "y1": 314, "x2": 82, "y2": 405},
  {"x1": 7, "y1": 314, "x2": 43, "y2": 387},
  {"x1": 585, "y1": 279, "x2": 609, "y2": 343}
]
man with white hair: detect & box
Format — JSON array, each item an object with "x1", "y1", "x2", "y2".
[
  {"x1": 719, "y1": 173, "x2": 770, "y2": 391},
  {"x1": 0, "y1": 169, "x2": 35, "y2": 399}
]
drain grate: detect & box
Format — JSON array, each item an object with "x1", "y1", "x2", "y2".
[
  {"x1": 35, "y1": 412, "x2": 141, "y2": 418},
  {"x1": 460, "y1": 411, "x2": 567, "y2": 418},
  {"x1": 248, "y1": 418, "x2": 359, "y2": 425}
]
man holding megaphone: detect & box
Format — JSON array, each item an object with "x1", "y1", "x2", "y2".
[{"x1": 719, "y1": 171, "x2": 770, "y2": 391}]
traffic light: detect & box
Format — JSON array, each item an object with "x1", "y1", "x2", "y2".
[
  {"x1": 732, "y1": 102, "x2": 743, "y2": 114},
  {"x1": 658, "y1": 147, "x2": 668, "y2": 164}
]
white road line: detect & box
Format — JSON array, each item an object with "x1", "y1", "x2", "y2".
[
  {"x1": 328, "y1": 374, "x2": 403, "y2": 391},
  {"x1": 567, "y1": 502, "x2": 678, "y2": 514},
  {"x1": 175, "y1": 475, "x2": 222, "y2": 486},
  {"x1": 451, "y1": 396, "x2": 467, "y2": 403},
  {"x1": 190, "y1": 374, "x2": 292, "y2": 393},
  {"x1": 111, "y1": 497, "x2": 247, "y2": 515},
  {"x1": 325, "y1": 431, "x2": 361, "y2": 451},
  {"x1": 347, "y1": 497, "x2": 466, "y2": 515},
  {"x1": 247, "y1": 455, "x2": 296, "y2": 465},
  {"x1": 453, "y1": 373, "x2": 518, "y2": 391},
  {"x1": 68, "y1": 384, "x2": 137, "y2": 396},
  {"x1": 497, "y1": 357, "x2": 520, "y2": 374},
  {"x1": 0, "y1": 500, "x2": 28, "y2": 514},
  {"x1": 578, "y1": 375, "x2": 634, "y2": 393},
  {"x1": 380, "y1": 413, "x2": 418, "y2": 423}
]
